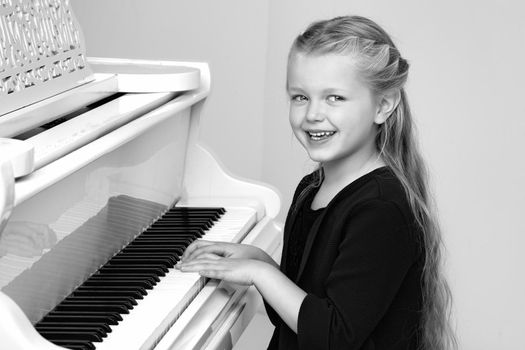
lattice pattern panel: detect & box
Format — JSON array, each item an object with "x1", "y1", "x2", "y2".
[{"x1": 0, "y1": 0, "x2": 92, "y2": 114}]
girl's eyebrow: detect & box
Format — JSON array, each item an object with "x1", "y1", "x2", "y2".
[
  {"x1": 323, "y1": 88, "x2": 347, "y2": 94},
  {"x1": 286, "y1": 86, "x2": 304, "y2": 92}
]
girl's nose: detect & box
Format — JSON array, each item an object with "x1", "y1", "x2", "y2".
[{"x1": 305, "y1": 102, "x2": 324, "y2": 122}]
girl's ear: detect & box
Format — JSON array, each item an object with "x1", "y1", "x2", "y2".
[{"x1": 374, "y1": 91, "x2": 401, "y2": 125}]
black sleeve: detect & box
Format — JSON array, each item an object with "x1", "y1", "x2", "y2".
[
  {"x1": 297, "y1": 199, "x2": 418, "y2": 349},
  {"x1": 264, "y1": 174, "x2": 315, "y2": 327}
]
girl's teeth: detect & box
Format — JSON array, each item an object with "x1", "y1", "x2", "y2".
[{"x1": 308, "y1": 131, "x2": 335, "y2": 140}]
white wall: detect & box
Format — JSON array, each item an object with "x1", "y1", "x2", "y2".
[
  {"x1": 71, "y1": 1, "x2": 525, "y2": 348},
  {"x1": 71, "y1": 0, "x2": 269, "y2": 183}
]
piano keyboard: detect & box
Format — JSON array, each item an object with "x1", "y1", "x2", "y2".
[{"x1": 33, "y1": 205, "x2": 257, "y2": 350}]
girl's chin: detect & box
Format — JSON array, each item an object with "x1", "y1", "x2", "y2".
[{"x1": 305, "y1": 151, "x2": 332, "y2": 164}]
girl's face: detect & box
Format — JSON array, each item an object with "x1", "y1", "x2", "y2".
[{"x1": 287, "y1": 52, "x2": 383, "y2": 171}]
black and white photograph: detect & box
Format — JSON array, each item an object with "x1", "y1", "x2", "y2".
[{"x1": 0, "y1": 1, "x2": 523, "y2": 349}]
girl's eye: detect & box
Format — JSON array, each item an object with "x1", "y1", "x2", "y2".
[
  {"x1": 327, "y1": 95, "x2": 345, "y2": 102},
  {"x1": 291, "y1": 95, "x2": 308, "y2": 103}
]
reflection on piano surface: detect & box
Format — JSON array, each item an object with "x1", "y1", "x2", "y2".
[{"x1": 0, "y1": 1, "x2": 282, "y2": 349}]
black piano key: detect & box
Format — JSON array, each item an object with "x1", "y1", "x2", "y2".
[
  {"x1": 118, "y1": 245, "x2": 184, "y2": 253},
  {"x1": 127, "y1": 239, "x2": 193, "y2": 246},
  {"x1": 149, "y1": 223, "x2": 211, "y2": 230},
  {"x1": 62, "y1": 296, "x2": 138, "y2": 307},
  {"x1": 152, "y1": 217, "x2": 213, "y2": 224},
  {"x1": 36, "y1": 322, "x2": 112, "y2": 333},
  {"x1": 98, "y1": 266, "x2": 167, "y2": 276},
  {"x1": 126, "y1": 237, "x2": 189, "y2": 245},
  {"x1": 159, "y1": 217, "x2": 215, "y2": 223},
  {"x1": 160, "y1": 218, "x2": 219, "y2": 224},
  {"x1": 87, "y1": 274, "x2": 159, "y2": 285},
  {"x1": 72, "y1": 289, "x2": 145, "y2": 299},
  {"x1": 125, "y1": 242, "x2": 192, "y2": 249},
  {"x1": 164, "y1": 208, "x2": 222, "y2": 213},
  {"x1": 140, "y1": 230, "x2": 204, "y2": 238},
  {"x1": 142, "y1": 227, "x2": 205, "y2": 233},
  {"x1": 134, "y1": 232, "x2": 199, "y2": 238},
  {"x1": 40, "y1": 331, "x2": 103, "y2": 342},
  {"x1": 58, "y1": 296, "x2": 137, "y2": 314},
  {"x1": 46, "y1": 311, "x2": 124, "y2": 321},
  {"x1": 75, "y1": 285, "x2": 148, "y2": 296},
  {"x1": 45, "y1": 339, "x2": 95, "y2": 350},
  {"x1": 38, "y1": 314, "x2": 120, "y2": 325},
  {"x1": 126, "y1": 236, "x2": 195, "y2": 243},
  {"x1": 128, "y1": 240, "x2": 195, "y2": 247},
  {"x1": 54, "y1": 303, "x2": 130, "y2": 314},
  {"x1": 123, "y1": 251, "x2": 182, "y2": 257},
  {"x1": 119, "y1": 246, "x2": 186, "y2": 256},
  {"x1": 113, "y1": 249, "x2": 182, "y2": 255},
  {"x1": 82, "y1": 279, "x2": 154, "y2": 290},
  {"x1": 170, "y1": 207, "x2": 225, "y2": 214},
  {"x1": 154, "y1": 212, "x2": 216, "y2": 221},
  {"x1": 140, "y1": 232, "x2": 204, "y2": 239},
  {"x1": 110, "y1": 253, "x2": 179, "y2": 265},
  {"x1": 128, "y1": 236, "x2": 194, "y2": 242},
  {"x1": 101, "y1": 263, "x2": 169, "y2": 274},
  {"x1": 106, "y1": 258, "x2": 173, "y2": 269},
  {"x1": 109, "y1": 254, "x2": 177, "y2": 262},
  {"x1": 120, "y1": 247, "x2": 189, "y2": 255},
  {"x1": 89, "y1": 272, "x2": 161, "y2": 283},
  {"x1": 162, "y1": 209, "x2": 222, "y2": 216},
  {"x1": 36, "y1": 325, "x2": 108, "y2": 338},
  {"x1": 155, "y1": 218, "x2": 215, "y2": 225},
  {"x1": 57, "y1": 345, "x2": 90, "y2": 350},
  {"x1": 134, "y1": 232, "x2": 201, "y2": 239},
  {"x1": 133, "y1": 232, "x2": 199, "y2": 238}
]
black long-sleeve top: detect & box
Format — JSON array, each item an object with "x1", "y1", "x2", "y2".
[{"x1": 265, "y1": 167, "x2": 424, "y2": 350}]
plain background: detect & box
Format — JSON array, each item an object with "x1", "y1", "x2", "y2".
[{"x1": 70, "y1": 1, "x2": 525, "y2": 349}]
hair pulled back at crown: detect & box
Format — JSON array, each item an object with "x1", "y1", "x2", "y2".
[
  {"x1": 290, "y1": 16, "x2": 409, "y2": 94},
  {"x1": 289, "y1": 16, "x2": 457, "y2": 350}
]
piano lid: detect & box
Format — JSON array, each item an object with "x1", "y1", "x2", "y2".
[
  {"x1": 0, "y1": 0, "x2": 94, "y2": 117},
  {"x1": 0, "y1": 0, "x2": 202, "y2": 120}
]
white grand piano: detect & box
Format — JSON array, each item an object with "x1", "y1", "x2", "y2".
[{"x1": 0, "y1": 1, "x2": 282, "y2": 349}]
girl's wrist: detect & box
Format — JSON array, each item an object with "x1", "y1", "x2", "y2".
[
  {"x1": 252, "y1": 260, "x2": 278, "y2": 288},
  {"x1": 255, "y1": 248, "x2": 279, "y2": 268}
]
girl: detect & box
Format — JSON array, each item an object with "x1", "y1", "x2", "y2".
[{"x1": 176, "y1": 15, "x2": 456, "y2": 350}]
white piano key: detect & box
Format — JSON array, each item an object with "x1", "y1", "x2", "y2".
[{"x1": 94, "y1": 206, "x2": 257, "y2": 350}]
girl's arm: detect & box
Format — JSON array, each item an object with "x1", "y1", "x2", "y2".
[
  {"x1": 176, "y1": 257, "x2": 306, "y2": 333},
  {"x1": 253, "y1": 262, "x2": 307, "y2": 333}
]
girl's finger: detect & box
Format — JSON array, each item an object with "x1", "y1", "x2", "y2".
[
  {"x1": 177, "y1": 258, "x2": 224, "y2": 271},
  {"x1": 185, "y1": 244, "x2": 229, "y2": 261},
  {"x1": 198, "y1": 269, "x2": 223, "y2": 279},
  {"x1": 181, "y1": 240, "x2": 214, "y2": 260},
  {"x1": 197, "y1": 253, "x2": 222, "y2": 260}
]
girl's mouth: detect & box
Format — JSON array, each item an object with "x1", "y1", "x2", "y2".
[{"x1": 307, "y1": 131, "x2": 336, "y2": 141}]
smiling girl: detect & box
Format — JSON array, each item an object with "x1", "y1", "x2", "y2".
[{"x1": 176, "y1": 15, "x2": 456, "y2": 350}]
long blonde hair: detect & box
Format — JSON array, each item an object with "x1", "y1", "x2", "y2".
[{"x1": 290, "y1": 16, "x2": 456, "y2": 350}]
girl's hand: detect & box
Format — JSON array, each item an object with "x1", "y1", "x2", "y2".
[
  {"x1": 181, "y1": 240, "x2": 274, "y2": 265},
  {"x1": 176, "y1": 257, "x2": 267, "y2": 286}
]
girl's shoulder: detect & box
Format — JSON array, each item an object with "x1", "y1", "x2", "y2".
[
  {"x1": 328, "y1": 167, "x2": 413, "y2": 224},
  {"x1": 292, "y1": 167, "x2": 412, "y2": 221}
]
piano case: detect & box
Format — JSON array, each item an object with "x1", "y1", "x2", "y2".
[{"x1": 0, "y1": 1, "x2": 282, "y2": 349}]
